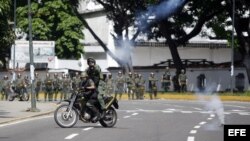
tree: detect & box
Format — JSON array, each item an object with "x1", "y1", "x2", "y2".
[
  {"x1": 0, "y1": 0, "x2": 15, "y2": 68},
  {"x1": 16, "y1": 0, "x2": 84, "y2": 59}
]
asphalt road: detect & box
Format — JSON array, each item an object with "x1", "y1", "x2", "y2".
[{"x1": 0, "y1": 99, "x2": 250, "y2": 141}]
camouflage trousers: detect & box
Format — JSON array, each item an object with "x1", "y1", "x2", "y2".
[{"x1": 149, "y1": 87, "x2": 157, "y2": 100}]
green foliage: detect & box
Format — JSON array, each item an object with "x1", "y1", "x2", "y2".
[
  {"x1": 16, "y1": 0, "x2": 84, "y2": 59},
  {"x1": 0, "y1": 0, "x2": 15, "y2": 66}
]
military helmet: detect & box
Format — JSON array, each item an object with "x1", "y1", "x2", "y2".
[
  {"x1": 87, "y1": 57, "x2": 96, "y2": 65},
  {"x1": 181, "y1": 69, "x2": 185, "y2": 73},
  {"x1": 17, "y1": 73, "x2": 21, "y2": 78},
  {"x1": 4, "y1": 75, "x2": 8, "y2": 79},
  {"x1": 80, "y1": 72, "x2": 88, "y2": 78},
  {"x1": 150, "y1": 72, "x2": 154, "y2": 76}
]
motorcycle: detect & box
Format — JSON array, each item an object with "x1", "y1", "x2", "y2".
[
  {"x1": 9, "y1": 84, "x2": 30, "y2": 101},
  {"x1": 54, "y1": 90, "x2": 119, "y2": 128}
]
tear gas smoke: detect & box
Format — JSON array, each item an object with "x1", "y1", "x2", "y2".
[
  {"x1": 195, "y1": 83, "x2": 225, "y2": 126},
  {"x1": 136, "y1": 0, "x2": 186, "y2": 31}
]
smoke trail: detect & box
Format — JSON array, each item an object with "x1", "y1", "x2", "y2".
[
  {"x1": 136, "y1": 0, "x2": 186, "y2": 31},
  {"x1": 195, "y1": 83, "x2": 225, "y2": 126}
]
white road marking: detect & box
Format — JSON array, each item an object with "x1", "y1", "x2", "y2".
[
  {"x1": 199, "y1": 121, "x2": 206, "y2": 125},
  {"x1": 210, "y1": 114, "x2": 215, "y2": 117},
  {"x1": 162, "y1": 111, "x2": 174, "y2": 113},
  {"x1": 194, "y1": 125, "x2": 200, "y2": 129},
  {"x1": 194, "y1": 108, "x2": 202, "y2": 110},
  {"x1": 190, "y1": 130, "x2": 197, "y2": 134},
  {"x1": 65, "y1": 133, "x2": 78, "y2": 140},
  {"x1": 132, "y1": 113, "x2": 138, "y2": 116},
  {"x1": 232, "y1": 109, "x2": 245, "y2": 112},
  {"x1": 83, "y1": 127, "x2": 93, "y2": 131},
  {"x1": 224, "y1": 104, "x2": 246, "y2": 109},
  {"x1": 181, "y1": 111, "x2": 193, "y2": 113},
  {"x1": 167, "y1": 108, "x2": 177, "y2": 111},
  {"x1": 238, "y1": 113, "x2": 250, "y2": 116},
  {"x1": 187, "y1": 136, "x2": 195, "y2": 141},
  {"x1": 207, "y1": 117, "x2": 213, "y2": 120},
  {"x1": 123, "y1": 116, "x2": 130, "y2": 118},
  {"x1": 0, "y1": 115, "x2": 52, "y2": 128}
]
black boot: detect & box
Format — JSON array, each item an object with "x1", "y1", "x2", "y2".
[{"x1": 90, "y1": 106, "x2": 100, "y2": 122}]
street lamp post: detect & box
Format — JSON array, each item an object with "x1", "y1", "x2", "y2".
[
  {"x1": 28, "y1": 0, "x2": 39, "y2": 112},
  {"x1": 230, "y1": 0, "x2": 235, "y2": 93},
  {"x1": 13, "y1": 0, "x2": 16, "y2": 80}
]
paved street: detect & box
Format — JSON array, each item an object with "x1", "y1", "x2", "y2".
[{"x1": 0, "y1": 99, "x2": 250, "y2": 141}]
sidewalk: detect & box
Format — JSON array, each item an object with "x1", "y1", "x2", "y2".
[{"x1": 0, "y1": 100, "x2": 57, "y2": 125}]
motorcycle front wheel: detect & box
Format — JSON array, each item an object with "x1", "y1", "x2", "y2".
[
  {"x1": 99, "y1": 107, "x2": 117, "y2": 128},
  {"x1": 54, "y1": 104, "x2": 78, "y2": 128}
]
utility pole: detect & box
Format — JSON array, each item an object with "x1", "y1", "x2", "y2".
[
  {"x1": 28, "y1": 0, "x2": 39, "y2": 112},
  {"x1": 230, "y1": 0, "x2": 235, "y2": 93},
  {"x1": 13, "y1": 0, "x2": 16, "y2": 80}
]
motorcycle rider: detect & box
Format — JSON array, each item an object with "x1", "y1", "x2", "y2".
[
  {"x1": 79, "y1": 72, "x2": 100, "y2": 122},
  {"x1": 85, "y1": 57, "x2": 106, "y2": 111}
]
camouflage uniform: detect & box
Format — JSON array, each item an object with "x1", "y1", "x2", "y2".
[
  {"x1": 53, "y1": 73, "x2": 62, "y2": 101},
  {"x1": 72, "y1": 72, "x2": 81, "y2": 90},
  {"x1": 161, "y1": 67, "x2": 171, "y2": 93},
  {"x1": 126, "y1": 72, "x2": 135, "y2": 100},
  {"x1": 148, "y1": 73, "x2": 158, "y2": 100},
  {"x1": 61, "y1": 74, "x2": 72, "y2": 101},
  {"x1": 105, "y1": 74, "x2": 114, "y2": 96},
  {"x1": 134, "y1": 73, "x2": 140, "y2": 99},
  {"x1": 14, "y1": 74, "x2": 26, "y2": 97},
  {"x1": 1, "y1": 76, "x2": 11, "y2": 100},
  {"x1": 98, "y1": 79, "x2": 106, "y2": 109},
  {"x1": 138, "y1": 74, "x2": 146, "y2": 100},
  {"x1": 115, "y1": 71, "x2": 125, "y2": 100},
  {"x1": 178, "y1": 69, "x2": 187, "y2": 92},
  {"x1": 34, "y1": 73, "x2": 42, "y2": 101},
  {"x1": 44, "y1": 73, "x2": 53, "y2": 101}
]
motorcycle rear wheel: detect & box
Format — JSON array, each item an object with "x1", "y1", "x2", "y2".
[
  {"x1": 54, "y1": 104, "x2": 78, "y2": 128},
  {"x1": 99, "y1": 107, "x2": 117, "y2": 128}
]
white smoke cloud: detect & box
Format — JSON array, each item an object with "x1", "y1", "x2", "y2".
[{"x1": 136, "y1": 0, "x2": 186, "y2": 31}]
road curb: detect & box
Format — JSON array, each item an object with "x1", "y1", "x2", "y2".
[{"x1": 0, "y1": 103, "x2": 58, "y2": 126}]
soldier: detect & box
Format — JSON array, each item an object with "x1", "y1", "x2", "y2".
[
  {"x1": 72, "y1": 72, "x2": 81, "y2": 90},
  {"x1": 98, "y1": 74, "x2": 106, "y2": 110},
  {"x1": 85, "y1": 57, "x2": 103, "y2": 87},
  {"x1": 23, "y1": 75, "x2": 30, "y2": 97},
  {"x1": 134, "y1": 73, "x2": 140, "y2": 99},
  {"x1": 44, "y1": 73, "x2": 53, "y2": 101},
  {"x1": 53, "y1": 73, "x2": 62, "y2": 101},
  {"x1": 178, "y1": 69, "x2": 188, "y2": 93},
  {"x1": 115, "y1": 71, "x2": 125, "y2": 100},
  {"x1": 138, "y1": 74, "x2": 146, "y2": 100},
  {"x1": 61, "y1": 74, "x2": 71, "y2": 101},
  {"x1": 161, "y1": 67, "x2": 171, "y2": 93},
  {"x1": 34, "y1": 72, "x2": 42, "y2": 101},
  {"x1": 126, "y1": 72, "x2": 135, "y2": 100},
  {"x1": 14, "y1": 73, "x2": 25, "y2": 98},
  {"x1": 1, "y1": 75, "x2": 11, "y2": 100},
  {"x1": 105, "y1": 73, "x2": 114, "y2": 96},
  {"x1": 148, "y1": 72, "x2": 158, "y2": 100}
]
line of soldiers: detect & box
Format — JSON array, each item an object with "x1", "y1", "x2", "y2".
[
  {"x1": 0, "y1": 72, "x2": 79, "y2": 101},
  {"x1": 0, "y1": 67, "x2": 188, "y2": 101},
  {"x1": 0, "y1": 73, "x2": 31, "y2": 101}
]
